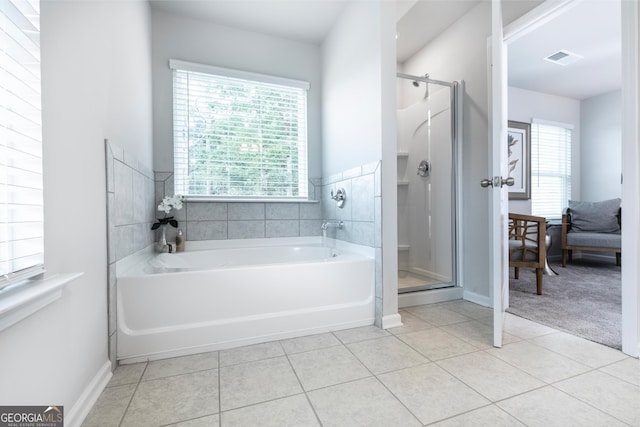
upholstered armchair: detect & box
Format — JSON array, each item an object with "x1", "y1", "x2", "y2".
[
  {"x1": 561, "y1": 198, "x2": 621, "y2": 267},
  {"x1": 509, "y1": 213, "x2": 547, "y2": 295}
]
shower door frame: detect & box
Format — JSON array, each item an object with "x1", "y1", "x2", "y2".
[{"x1": 396, "y1": 73, "x2": 462, "y2": 293}]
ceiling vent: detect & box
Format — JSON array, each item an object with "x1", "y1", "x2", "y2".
[{"x1": 543, "y1": 49, "x2": 583, "y2": 66}]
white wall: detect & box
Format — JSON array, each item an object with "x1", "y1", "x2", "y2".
[
  {"x1": 401, "y1": 2, "x2": 492, "y2": 301},
  {"x1": 507, "y1": 86, "x2": 581, "y2": 213},
  {"x1": 0, "y1": 1, "x2": 153, "y2": 423},
  {"x1": 581, "y1": 90, "x2": 622, "y2": 201},
  {"x1": 151, "y1": 9, "x2": 322, "y2": 178},
  {"x1": 321, "y1": 1, "x2": 384, "y2": 177},
  {"x1": 322, "y1": 0, "x2": 397, "y2": 324}
]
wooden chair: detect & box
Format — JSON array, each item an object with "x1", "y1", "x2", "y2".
[{"x1": 508, "y1": 213, "x2": 546, "y2": 295}]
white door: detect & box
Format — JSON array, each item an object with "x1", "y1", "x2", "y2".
[{"x1": 488, "y1": 0, "x2": 510, "y2": 347}]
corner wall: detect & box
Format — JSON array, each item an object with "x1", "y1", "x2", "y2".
[
  {"x1": 0, "y1": 2, "x2": 154, "y2": 425},
  {"x1": 401, "y1": 2, "x2": 492, "y2": 301},
  {"x1": 581, "y1": 90, "x2": 622, "y2": 202},
  {"x1": 321, "y1": 0, "x2": 393, "y2": 325}
]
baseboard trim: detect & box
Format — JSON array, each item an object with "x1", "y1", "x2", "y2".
[
  {"x1": 463, "y1": 291, "x2": 491, "y2": 307},
  {"x1": 382, "y1": 313, "x2": 403, "y2": 329},
  {"x1": 398, "y1": 287, "x2": 463, "y2": 308},
  {"x1": 66, "y1": 360, "x2": 112, "y2": 427}
]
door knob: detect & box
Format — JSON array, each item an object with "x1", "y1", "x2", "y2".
[
  {"x1": 481, "y1": 176, "x2": 514, "y2": 188},
  {"x1": 501, "y1": 177, "x2": 515, "y2": 187},
  {"x1": 480, "y1": 178, "x2": 494, "y2": 188}
]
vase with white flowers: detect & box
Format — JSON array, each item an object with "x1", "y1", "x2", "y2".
[{"x1": 152, "y1": 195, "x2": 184, "y2": 252}]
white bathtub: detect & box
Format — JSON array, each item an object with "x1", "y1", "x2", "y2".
[{"x1": 116, "y1": 237, "x2": 375, "y2": 363}]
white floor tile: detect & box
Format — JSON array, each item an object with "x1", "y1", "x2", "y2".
[
  {"x1": 530, "y1": 331, "x2": 628, "y2": 368},
  {"x1": 397, "y1": 328, "x2": 478, "y2": 361},
  {"x1": 497, "y1": 386, "x2": 628, "y2": 427},
  {"x1": 84, "y1": 302, "x2": 636, "y2": 427},
  {"x1": 441, "y1": 300, "x2": 493, "y2": 320},
  {"x1": 501, "y1": 313, "x2": 559, "y2": 339},
  {"x1": 219, "y1": 341, "x2": 284, "y2": 367},
  {"x1": 599, "y1": 357, "x2": 640, "y2": 387},
  {"x1": 288, "y1": 345, "x2": 370, "y2": 391},
  {"x1": 554, "y1": 370, "x2": 640, "y2": 426},
  {"x1": 378, "y1": 363, "x2": 489, "y2": 425},
  {"x1": 405, "y1": 305, "x2": 472, "y2": 326},
  {"x1": 486, "y1": 340, "x2": 590, "y2": 383},
  {"x1": 346, "y1": 336, "x2": 428, "y2": 374},
  {"x1": 121, "y1": 369, "x2": 219, "y2": 427},
  {"x1": 388, "y1": 311, "x2": 435, "y2": 335},
  {"x1": 429, "y1": 405, "x2": 525, "y2": 427},
  {"x1": 168, "y1": 414, "x2": 220, "y2": 427},
  {"x1": 82, "y1": 384, "x2": 136, "y2": 427},
  {"x1": 308, "y1": 377, "x2": 421, "y2": 426},
  {"x1": 280, "y1": 333, "x2": 341, "y2": 354},
  {"x1": 107, "y1": 362, "x2": 146, "y2": 387},
  {"x1": 437, "y1": 351, "x2": 545, "y2": 401},
  {"x1": 332, "y1": 325, "x2": 390, "y2": 344},
  {"x1": 142, "y1": 351, "x2": 218, "y2": 381},
  {"x1": 221, "y1": 394, "x2": 319, "y2": 427},
  {"x1": 443, "y1": 320, "x2": 520, "y2": 349},
  {"x1": 219, "y1": 356, "x2": 301, "y2": 411}
]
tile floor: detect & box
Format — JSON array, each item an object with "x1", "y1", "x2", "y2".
[{"x1": 82, "y1": 301, "x2": 640, "y2": 426}]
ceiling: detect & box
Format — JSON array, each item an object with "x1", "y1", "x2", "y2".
[
  {"x1": 149, "y1": 0, "x2": 348, "y2": 44},
  {"x1": 149, "y1": 0, "x2": 621, "y2": 101},
  {"x1": 507, "y1": 0, "x2": 621, "y2": 100}
]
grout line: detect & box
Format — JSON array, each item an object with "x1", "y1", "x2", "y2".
[
  {"x1": 117, "y1": 361, "x2": 149, "y2": 427},
  {"x1": 342, "y1": 341, "x2": 424, "y2": 425},
  {"x1": 217, "y1": 350, "x2": 221, "y2": 426}
]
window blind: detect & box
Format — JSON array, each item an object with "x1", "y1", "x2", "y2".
[
  {"x1": 171, "y1": 60, "x2": 309, "y2": 200},
  {"x1": 530, "y1": 121, "x2": 572, "y2": 220},
  {"x1": 0, "y1": 0, "x2": 44, "y2": 290}
]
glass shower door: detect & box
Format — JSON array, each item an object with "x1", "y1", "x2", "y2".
[{"x1": 397, "y1": 78, "x2": 456, "y2": 293}]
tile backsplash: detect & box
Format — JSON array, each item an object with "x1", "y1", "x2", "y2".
[
  {"x1": 153, "y1": 162, "x2": 381, "y2": 249},
  {"x1": 153, "y1": 174, "x2": 323, "y2": 243}
]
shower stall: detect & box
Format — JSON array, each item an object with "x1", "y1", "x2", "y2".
[{"x1": 396, "y1": 73, "x2": 461, "y2": 293}]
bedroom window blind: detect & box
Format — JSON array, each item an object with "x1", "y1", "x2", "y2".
[
  {"x1": 0, "y1": 0, "x2": 44, "y2": 291},
  {"x1": 530, "y1": 120, "x2": 572, "y2": 220},
  {"x1": 171, "y1": 59, "x2": 309, "y2": 200}
]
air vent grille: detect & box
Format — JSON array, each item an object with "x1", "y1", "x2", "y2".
[{"x1": 544, "y1": 49, "x2": 583, "y2": 66}]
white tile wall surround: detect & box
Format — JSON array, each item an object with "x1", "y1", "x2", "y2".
[
  {"x1": 153, "y1": 176, "x2": 322, "y2": 241},
  {"x1": 105, "y1": 140, "x2": 155, "y2": 370}
]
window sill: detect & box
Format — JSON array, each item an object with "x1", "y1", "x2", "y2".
[
  {"x1": 184, "y1": 197, "x2": 319, "y2": 204},
  {"x1": 0, "y1": 272, "x2": 84, "y2": 333}
]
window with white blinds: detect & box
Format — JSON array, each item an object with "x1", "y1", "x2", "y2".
[
  {"x1": 171, "y1": 60, "x2": 309, "y2": 200},
  {"x1": 530, "y1": 120, "x2": 572, "y2": 220},
  {"x1": 0, "y1": 0, "x2": 44, "y2": 291}
]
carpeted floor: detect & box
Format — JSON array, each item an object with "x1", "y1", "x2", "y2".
[{"x1": 507, "y1": 258, "x2": 622, "y2": 349}]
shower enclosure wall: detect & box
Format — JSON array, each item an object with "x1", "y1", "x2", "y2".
[{"x1": 396, "y1": 73, "x2": 460, "y2": 293}]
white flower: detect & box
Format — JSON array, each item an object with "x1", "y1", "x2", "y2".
[{"x1": 157, "y1": 194, "x2": 184, "y2": 215}]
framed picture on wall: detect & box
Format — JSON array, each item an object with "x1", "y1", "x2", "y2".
[{"x1": 507, "y1": 120, "x2": 531, "y2": 200}]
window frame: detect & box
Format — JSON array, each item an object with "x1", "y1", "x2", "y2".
[
  {"x1": 530, "y1": 119, "x2": 573, "y2": 220},
  {"x1": 0, "y1": 0, "x2": 45, "y2": 292},
  {"x1": 170, "y1": 59, "x2": 310, "y2": 202}
]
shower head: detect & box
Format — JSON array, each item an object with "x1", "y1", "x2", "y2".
[{"x1": 412, "y1": 81, "x2": 420, "y2": 87}]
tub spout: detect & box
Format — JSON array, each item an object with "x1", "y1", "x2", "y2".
[{"x1": 321, "y1": 220, "x2": 344, "y2": 231}]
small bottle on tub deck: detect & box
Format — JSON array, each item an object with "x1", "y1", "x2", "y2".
[{"x1": 176, "y1": 229, "x2": 185, "y2": 252}]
